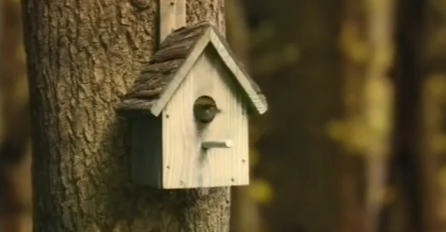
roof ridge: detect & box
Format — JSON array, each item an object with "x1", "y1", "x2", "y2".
[{"x1": 116, "y1": 21, "x2": 267, "y2": 117}]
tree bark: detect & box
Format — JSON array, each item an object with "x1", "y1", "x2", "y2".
[{"x1": 21, "y1": 0, "x2": 229, "y2": 231}]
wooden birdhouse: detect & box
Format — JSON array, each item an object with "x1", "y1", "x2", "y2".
[{"x1": 116, "y1": 21, "x2": 268, "y2": 189}]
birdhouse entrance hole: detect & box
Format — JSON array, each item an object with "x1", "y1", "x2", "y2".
[{"x1": 193, "y1": 95, "x2": 219, "y2": 123}]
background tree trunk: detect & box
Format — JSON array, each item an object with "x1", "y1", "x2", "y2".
[
  {"x1": 337, "y1": 0, "x2": 395, "y2": 232},
  {"x1": 226, "y1": 0, "x2": 263, "y2": 231},
  {"x1": 387, "y1": 0, "x2": 426, "y2": 231},
  {"x1": 0, "y1": 0, "x2": 33, "y2": 231},
  {"x1": 337, "y1": 2, "x2": 369, "y2": 231},
  {"x1": 242, "y1": 0, "x2": 343, "y2": 231},
  {"x1": 21, "y1": 0, "x2": 229, "y2": 231},
  {"x1": 419, "y1": 0, "x2": 446, "y2": 231}
]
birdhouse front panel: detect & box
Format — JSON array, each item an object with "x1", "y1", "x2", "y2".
[
  {"x1": 161, "y1": 46, "x2": 249, "y2": 189},
  {"x1": 116, "y1": 21, "x2": 268, "y2": 189}
]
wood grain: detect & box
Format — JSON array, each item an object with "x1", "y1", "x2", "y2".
[
  {"x1": 150, "y1": 26, "x2": 267, "y2": 116},
  {"x1": 162, "y1": 47, "x2": 249, "y2": 188},
  {"x1": 208, "y1": 30, "x2": 267, "y2": 114},
  {"x1": 149, "y1": 30, "x2": 211, "y2": 115},
  {"x1": 159, "y1": 0, "x2": 186, "y2": 43}
]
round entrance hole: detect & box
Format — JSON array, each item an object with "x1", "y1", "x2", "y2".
[{"x1": 193, "y1": 96, "x2": 219, "y2": 123}]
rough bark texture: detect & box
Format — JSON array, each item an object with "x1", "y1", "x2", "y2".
[{"x1": 21, "y1": 0, "x2": 229, "y2": 231}]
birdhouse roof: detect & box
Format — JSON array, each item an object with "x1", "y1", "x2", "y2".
[{"x1": 116, "y1": 21, "x2": 268, "y2": 117}]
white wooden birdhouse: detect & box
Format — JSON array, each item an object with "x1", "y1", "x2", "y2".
[{"x1": 116, "y1": 21, "x2": 268, "y2": 189}]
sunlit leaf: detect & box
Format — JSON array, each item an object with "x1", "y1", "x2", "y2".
[
  {"x1": 426, "y1": 74, "x2": 446, "y2": 99},
  {"x1": 374, "y1": 44, "x2": 394, "y2": 68},
  {"x1": 249, "y1": 148, "x2": 260, "y2": 167},
  {"x1": 364, "y1": 78, "x2": 393, "y2": 143},
  {"x1": 367, "y1": 0, "x2": 388, "y2": 14},
  {"x1": 348, "y1": 42, "x2": 369, "y2": 63},
  {"x1": 282, "y1": 43, "x2": 300, "y2": 64},
  {"x1": 326, "y1": 119, "x2": 373, "y2": 154},
  {"x1": 431, "y1": 134, "x2": 446, "y2": 154},
  {"x1": 438, "y1": 167, "x2": 446, "y2": 188},
  {"x1": 326, "y1": 121, "x2": 346, "y2": 143},
  {"x1": 339, "y1": 22, "x2": 369, "y2": 64},
  {"x1": 250, "y1": 179, "x2": 273, "y2": 204},
  {"x1": 16, "y1": 44, "x2": 26, "y2": 64}
]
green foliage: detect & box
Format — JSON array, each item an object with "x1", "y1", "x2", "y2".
[
  {"x1": 250, "y1": 20, "x2": 300, "y2": 76},
  {"x1": 250, "y1": 179, "x2": 274, "y2": 205},
  {"x1": 282, "y1": 43, "x2": 300, "y2": 63},
  {"x1": 251, "y1": 20, "x2": 276, "y2": 47},
  {"x1": 339, "y1": 21, "x2": 369, "y2": 64},
  {"x1": 326, "y1": 79, "x2": 393, "y2": 156}
]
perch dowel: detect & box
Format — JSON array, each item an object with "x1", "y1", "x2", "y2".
[{"x1": 202, "y1": 140, "x2": 233, "y2": 149}]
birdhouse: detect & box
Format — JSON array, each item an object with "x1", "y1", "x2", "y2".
[{"x1": 116, "y1": 21, "x2": 268, "y2": 189}]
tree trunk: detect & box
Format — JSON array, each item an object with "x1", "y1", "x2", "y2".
[
  {"x1": 0, "y1": 0, "x2": 33, "y2": 231},
  {"x1": 21, "y1": 0, "x2": 229, "y2": 231},
  {"x1": 226, "y1": 1, "x2": 262, "y2": 231},
  {"x1": 387, "y1": 0, "x2": 426, "y2": 231},
  {"x1": 338, "y1": 2, "x2": 368, "y2": 231},
  {"x1": 419, "y1": 0, "x2": 446, "y2": 231},
  {"x1": 245, "y1": 0, "x2": 342, "y2": 231},
  {"x1": 338, "y1": 0, "x2": 395, "y2": 232}
]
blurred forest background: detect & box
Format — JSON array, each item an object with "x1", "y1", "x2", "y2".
[{"x1": 2, "y1": 0, "x2": 446, "y2": 232}]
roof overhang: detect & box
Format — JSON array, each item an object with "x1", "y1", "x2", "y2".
[{"x1": 149, "y1": 27, "x2": 268, "y2": 117}]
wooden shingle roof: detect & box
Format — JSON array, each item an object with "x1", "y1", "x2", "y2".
[{"x1": 116, "y1": 21, "x2": 267, "y2": 117}]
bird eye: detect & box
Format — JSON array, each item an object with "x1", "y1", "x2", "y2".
[{"x1": 193, "y1": 96, "x2": 218, "y2": 123}]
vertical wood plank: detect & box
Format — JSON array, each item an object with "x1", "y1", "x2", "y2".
[
  {"x1": 162, "y1": 48, "x2": 249, "y2": 188},
  {"x1": 159, "y1": 0, "x2": 186, "y2": 43}
]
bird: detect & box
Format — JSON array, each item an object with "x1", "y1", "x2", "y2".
[{"x1": 193, "y1": 96, "x2": 221, "y2": 123}]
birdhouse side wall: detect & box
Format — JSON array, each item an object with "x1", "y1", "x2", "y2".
[
  {"x1": 130, "y1": 116, "x2": 163, "y2": 188},
  {"x1": 161, "y1": 47, "x2": 250, "y2": 189}
]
